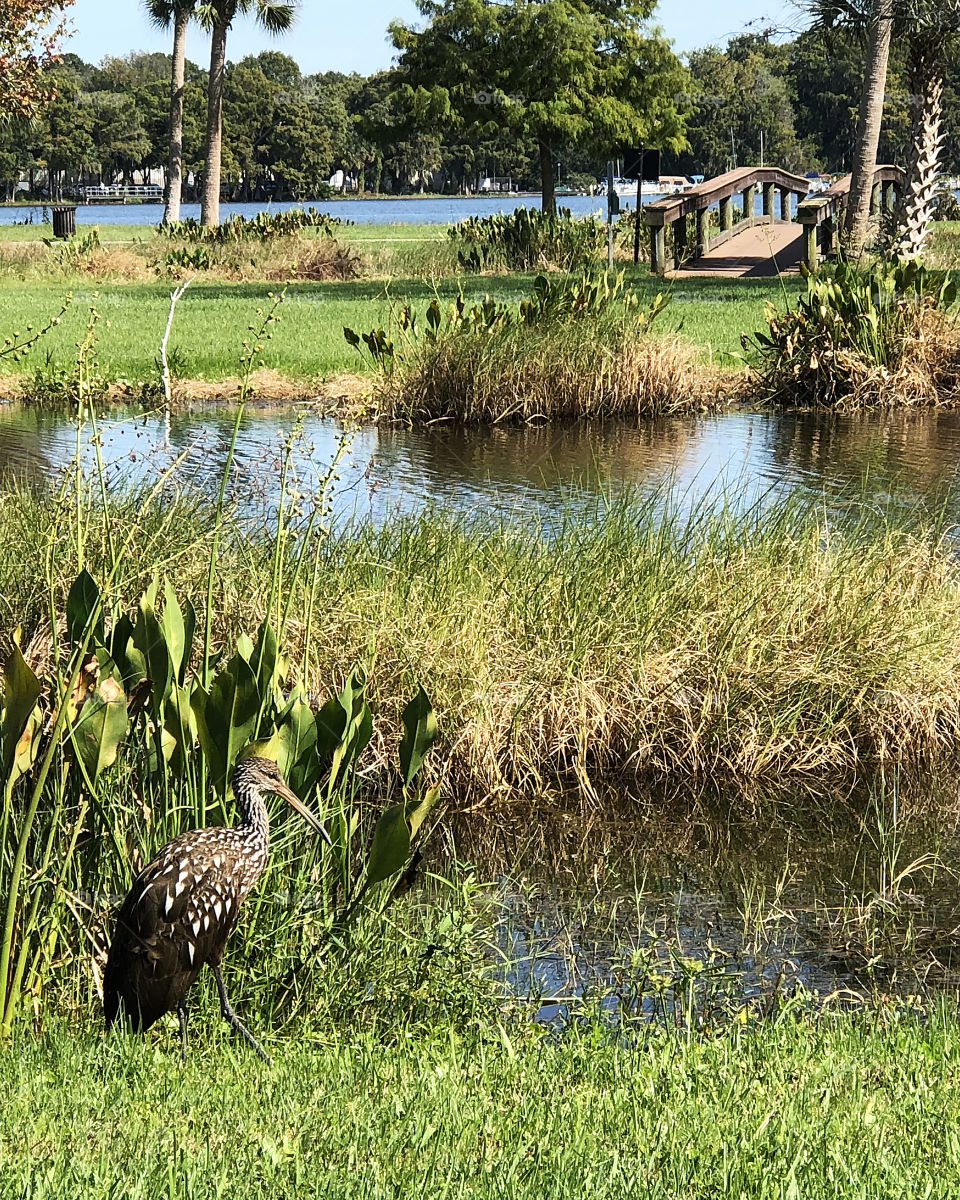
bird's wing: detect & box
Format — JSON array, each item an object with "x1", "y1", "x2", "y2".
[{"x1": 104, "y1": 829, "x2": 254, "y2": 1028}]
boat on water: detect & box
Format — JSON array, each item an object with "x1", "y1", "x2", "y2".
[{"x1": 603, "y1": 175, "x2": 694, "y2": 198}]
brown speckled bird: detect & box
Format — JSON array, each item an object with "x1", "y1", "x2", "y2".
[{"x1": 103, "y1": 756, "x2": 330, "y2": 1062}]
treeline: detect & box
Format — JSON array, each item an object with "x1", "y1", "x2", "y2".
[{"x1": 2, "y1": 29, "x2": 958, "y2": 202}]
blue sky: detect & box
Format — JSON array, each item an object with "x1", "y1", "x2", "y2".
[{"x1": 62, "y1": 0, "x2": 803, "y2": 75}]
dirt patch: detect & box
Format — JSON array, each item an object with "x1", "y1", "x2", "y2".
[{"x1": 0, "y1": 367, "x2": 376, "y2": 410}]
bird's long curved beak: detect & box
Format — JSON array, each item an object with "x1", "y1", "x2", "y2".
[{"x1": 275, "y1": 782, "x2": 332, "y2": 845}]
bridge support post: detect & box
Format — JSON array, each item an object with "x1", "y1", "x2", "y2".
[
  {"x1": 696, "y1": 207, "x2": 710, "y2": 257},
  {"x1": 741, "y1": 185, "x2": 756, "y2": 220},
  {"x1": 762, "y1": 183, "x2": 776, "y2": 218},
  {"x1": 823, "y1": 215, "x2": 837, "y2": 256},
  {"x1": 719, "y1": 196, "x2": 732, "y2": 232},
  {"x1": 674, "y1": 213, "x2": 688, "y2": 264},
  {"x1": 804, "y1": 222, "x2": 818, "y2": 270},
  {"x1": 650, "y1": 223, "x2": 666, "y2": 275},
  {"x1": 871, "y1": 183, "x2": 881, "y2": 216},
  {"x1": 779, "y1": 190, "x2": 791, "y2": 221}
]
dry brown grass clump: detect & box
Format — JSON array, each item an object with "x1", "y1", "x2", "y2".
[
  {"x1": 265, "y1": 237, "x2": 362, "y2": 282},
  {"x1": 381, "y1": 327, "x2": 723, "y2": 424},
  {"x1": 814, "y1": 310, "x2": 960, "y2": 409}
]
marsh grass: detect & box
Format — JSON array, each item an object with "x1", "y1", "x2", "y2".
[
  {"x1": 382, "y1": 323, "x2": 716, "y2": 423},
  {"x1": 5, "y1": 473, "x2": 960, "y2": 798}
]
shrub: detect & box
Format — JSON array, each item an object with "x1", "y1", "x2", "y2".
[
  {"x1": 744, "y1": 258, "x2": 958, "y2": 406},
  {"x1": 342, "y1": 271, "x2": 710, "y2": 422},
  {"x1": 157, "y1": 208, "x2": 351, "y2": 244},
  {"x1": 448, "y1": 207, "x2": 606, "y2": 272}
]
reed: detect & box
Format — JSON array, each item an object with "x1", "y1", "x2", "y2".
[{"x1": 5, "y1": 474, "x2": 960, "y2": 799}]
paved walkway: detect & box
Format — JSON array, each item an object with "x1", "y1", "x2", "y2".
[{"x1": 673, "y1": 220, "x2": 806, "y2": 279}]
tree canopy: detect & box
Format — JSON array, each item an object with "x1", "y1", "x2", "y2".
[
  {"x1": 390, "y1": 0, "x2": 689, "y2": 210},
  {"x1": 0, "y1": 0, "x2": 73, "y2": 118}
]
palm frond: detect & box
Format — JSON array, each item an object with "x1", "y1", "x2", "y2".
[{"x1": 254, "y1": 0, "x2": 297, "y2": 36}]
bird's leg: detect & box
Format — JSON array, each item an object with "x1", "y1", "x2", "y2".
[
  {"x1": 209, "y1": 963, "x2": 273, "y2": 1065},
  {"x1": 177, "y1": 1000, "x2": 188, "y2": 1063}
]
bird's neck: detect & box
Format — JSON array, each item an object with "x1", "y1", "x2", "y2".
[{"x1": 234, "y1": 784, "x2": 270, "y2": 844}]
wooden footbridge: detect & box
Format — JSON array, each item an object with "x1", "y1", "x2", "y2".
[{"x1": 641, "y1": 165, "x2": 905, "y2": 277}]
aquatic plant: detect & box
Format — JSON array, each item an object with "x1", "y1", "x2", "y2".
[
  {"x1": 745, "y1": 258, "x2": 959, "y2": 406},
  {"x1": 343, "y1": 271, "x2": 697, "y2": 422},
  {"x1": 156, "y1": 208, "x2": 351, "y2": 245},
  {"x1": 448, "y1": 207, "x2": 606, "y2": 272}
]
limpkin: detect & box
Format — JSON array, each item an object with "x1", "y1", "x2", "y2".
[{"x1": 104, "y1": 756, "x2": 330, "y2": 1062}]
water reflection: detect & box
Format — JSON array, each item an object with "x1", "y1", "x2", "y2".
[
  {"x1": 3, "y1": 404, "x2": 960, "y2": 528},
  {"x1": 444, "y1": 777, "x2": 960, "y2": 1019}
]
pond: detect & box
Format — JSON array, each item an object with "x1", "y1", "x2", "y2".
[
  {"x1": 2, "y1": 403, "x2": 960, "y2": 529},
  {"x1": 6, "y1": 397, "x2": 960, "y2": 1016},
  {"x1": 450, "y1": 779, "x2": 960, "y2": 1022},
  {"x1": 0, "y1": 195, "x2": 616, "y2": 228}
]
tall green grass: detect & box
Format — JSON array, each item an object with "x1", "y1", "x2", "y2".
[{"x1": 4, "y1": 473, "x2": 960, "y2": 794}]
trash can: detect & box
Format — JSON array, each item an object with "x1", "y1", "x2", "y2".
[{"x1": 51, "y1": 205, "x2": 77, "y2": 239}]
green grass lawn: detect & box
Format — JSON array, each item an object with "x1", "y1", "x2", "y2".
[
  {"x1": 0, "y1": 269, "x2": 793, "y2": 389},
  {"x1": 0, "y1": 212, "x2": 821, "y2": 390},
  {"x1": 5, "y1": 1006, "x2": 960, "y2": 1198}
]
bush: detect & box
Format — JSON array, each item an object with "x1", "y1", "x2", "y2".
[
  {"x1": 342, "y1": 271, "x2": 711, "y2": 422},
  {"x1": 448, "y1": 207, "x2": 606, "y2": 272},
  {"x1": 157, "y1": 207, "x2": 351, "y2": 244},
  {"x1": 744, "y1": 258, "x2": 958, "y2": 407},
  {"x1": 933, "y1": 188, "x2": 960, "y2": 222}
]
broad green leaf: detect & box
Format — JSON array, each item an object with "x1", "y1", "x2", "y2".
[
  {"x1": 365, "y1": 802, "x2": 410, "y2": 886},
  {"x1": 66, "y1": 569, "x2": 103, "y2": 646},
  {"x1": 277, "y1": 693, "x2": 320, "y2": 796},
  {"x1": 162, "y1": 682, "x2": 195, "y2": 772},
  {"x1": 251, "y1": 619, "x2": 279, "y2": 708},
  {"x1": 108, "y1": 613, "x2": 136, "y2": 685},
  {"x1": 2, "y1": 643, "x2": 42, "y2": 784},
  {"x1": 70, "y1": 650, "x2": 129, "y2": 786},
  {"x1": 405, "y1": 783, "x2": 442, "y2": 842},
  {"x1": 178, "y1": 596, "x2": 196, "y2": 685},
  {"x1": 235, "y1": 633, "x2": 255, "y2": 664},
  {"x1": 160, "y1": 580, "x2": 187, "y2": 685},
  {"x1": 132, "y1": 589, "x2": 173, "y2": 712},
  {"x1": 192, "y1": 653, "x2": 260, "y2": 797},
  {"x1": 399, "y1": 687, "x2": 438, "y2": 786},
  {"x1": 317, "y1": 663, "x2": 373, "y2": 793}
]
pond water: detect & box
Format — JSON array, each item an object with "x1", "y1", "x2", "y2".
[
  {"x1": 450, "y1": 782, "x2": 960, "y2": 1021},
  {"x1": 3, "y1": 403, "x2": 960, "y2": 530}
]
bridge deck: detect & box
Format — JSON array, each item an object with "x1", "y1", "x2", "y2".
[{"x1": 673, "y1": 219, "x2": 806, "y2": 278}]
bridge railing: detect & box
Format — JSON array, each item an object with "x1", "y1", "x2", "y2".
[
  {"x1": 795, "y1": 165, "x2": 905, "y2": 267},
  {"x1": 641, "y1": 166, "x2": 811, "y2": 274}
]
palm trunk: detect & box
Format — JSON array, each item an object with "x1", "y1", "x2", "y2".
[
  {"x1": 163, "y1": 7, "x2": 189, "y2": 225},
  {"x1": 843, "y1": 0, "x2": 893, "y2": 256},
  {"x1": 538, "y1": 137, "x2": 555, "y2": 214},
  {"x1": 201, "y1": 19, "x2": 228, "y2": 227},
  {"x1": 894, "y1": 34, "x2": 945, "y2": 260}
]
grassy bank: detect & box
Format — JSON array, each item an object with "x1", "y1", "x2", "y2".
[
  {"x1": 0, "y1": 215, "x2": 795, "y2": 404},
  {"x1": 5, "y1": 477, "x2": 960, "y2": 794},
  {"x1": 5, "y1": 1005, "x2": 960, "y2": 1199},
  {"x1": 0, "y1": 273, "x2": 785, "y2": 403}
]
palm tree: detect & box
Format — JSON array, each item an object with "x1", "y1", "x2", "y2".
[
  {"x1": 196, "y1": 0, "x2": 296, "y2": 226},
  {"x1": 145, "y1": 0, "x2": 197, "y2": 225},
  {"x1": 845, "y1": 0, "x2": 894, "y2": 255},
  {"x1": 893, "y1": 0, "x2": 960, "y2": 258},
  {"x1": 804, "y1": 0, "x2": 894, "y2": 257}
]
